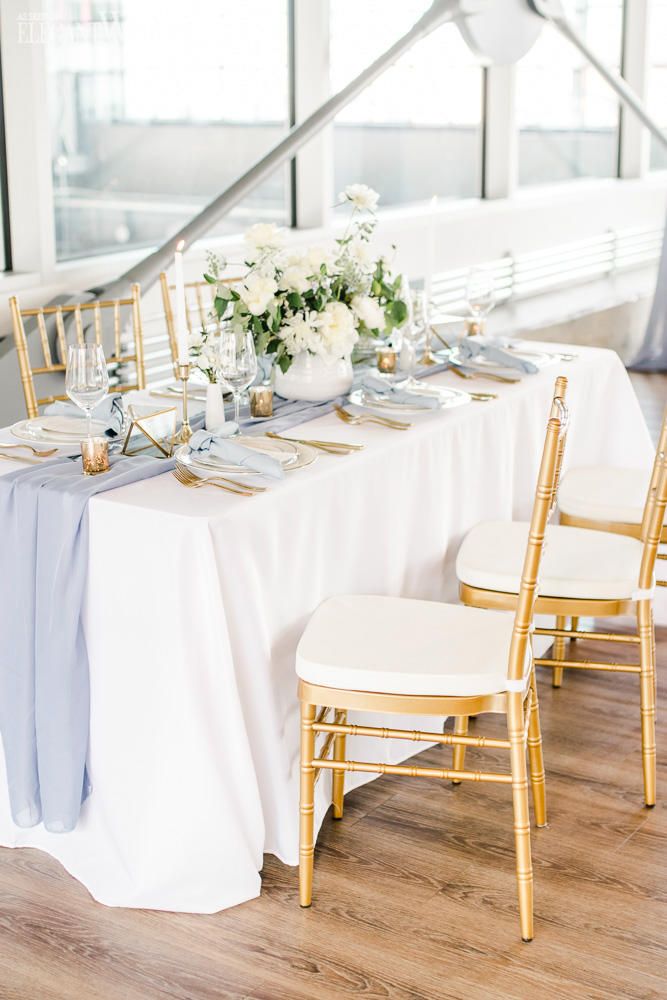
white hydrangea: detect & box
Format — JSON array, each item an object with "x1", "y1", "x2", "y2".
[
  {"x1": 339, "y1": 183, "x2": 380, "y2": 212},
  {"x1": 347, "y1": 238, "x2": 374, "y2": 271},
  {"x1": 239, "y1": 271, "x2": 278, "y2": 316},
  {"x1": 305, "y1": 245, "x2": 336, "y2": 274},
  {"x1": 351, "y1": 294, "x2": 386, "y2": 332},
  {"x1": 279, "y1": 311, "x2": 322, "y2": 356}
]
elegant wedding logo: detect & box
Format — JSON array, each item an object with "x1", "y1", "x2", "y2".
[{"x1": 17, "y1": 11, "x2": 123, "y2": 44}]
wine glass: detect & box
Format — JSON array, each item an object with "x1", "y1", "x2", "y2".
[
  {"x1": 464, "y1": 266, "x2": 495, "y2": 335},
  {"x1": 219, "y1": 327, "x2": 257, "y2": 427},
  {"x1": 400, "y1": 288, "x2": 428, "y2": 386},
  {"x1": 65, "y1": 344, "x2": 109, "y2": 439}
]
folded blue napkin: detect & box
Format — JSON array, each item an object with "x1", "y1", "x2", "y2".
[
  {"x1": 361, "y1": 373, "x2": 441, "y2": 410},
  {"x1": 0, "y1": 454, "x2": 170, "y2": 833},
  {"x1": 45, "y1": 393, "x2": 125, "y2": 437},
  {"x1": 455, "y1": 338, "x2": 538, "y2": 374},
  {"x1": 188, "y1": 427, "x2": 285, "y2": 479}
]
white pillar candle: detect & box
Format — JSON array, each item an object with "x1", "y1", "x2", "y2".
[
  {"x1": 174, "y1": 240, "x2": 188, "y2": 365},
  {"x1": 424, "y1": 195, "x2": 438, "y2": 308}
]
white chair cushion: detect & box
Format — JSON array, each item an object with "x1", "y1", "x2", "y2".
[
  {"x1": 559, "y1": 466, "x2": 658, "y2": 526},
  {"x1": 456, "y1": 521, "x2": 644, "y2": 601},
  {"x1": 296, "y1": 595, "x2": 529, "y2": 697}
]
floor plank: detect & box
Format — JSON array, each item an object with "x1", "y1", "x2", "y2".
[{"x1": 0, "y1": 628, "x2": 664, "y2": 999}]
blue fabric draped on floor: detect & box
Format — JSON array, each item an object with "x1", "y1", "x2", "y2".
[{"x1": 0, "y1": 455, "x2": 170, "y2": 833}]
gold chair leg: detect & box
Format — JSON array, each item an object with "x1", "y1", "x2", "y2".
[
  {"x1": 570, "y1": 616, "x2": 579, "y2": 643},
  {"x1": 299, "y1": 702, "x2": 317, "y2": 906},
  {"x1": 451, "y1": 716, "x2": 469, "y2": 785},
  {"x1": 637, "y1": 603, "x2": 657, "y2": 808},
  {"x1": 552, "y1": 615, "x2": 567, "y2": 687},
  {"x1": 527, "y1": 671, "x2": 547, "y2": 828},
  {"x1": 508, "y1": 693, "x2": 534, "y2": 942},
  {"x1": 332, "y1": 711, "x2": 347, "y2": 820}
]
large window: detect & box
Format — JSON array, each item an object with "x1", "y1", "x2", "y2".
[
  {"x1": 46, "y1": 0, "x2": 290, "y2": 261},
  {"x1": 516, "y1": 0, "x2": 624, "y2": 186},
  {"x1": 648, "y1": 0, "x2": 667, "y2": 170},
  {"x1": 330, "y1": 0, "x2": 483, "y2": 207}
]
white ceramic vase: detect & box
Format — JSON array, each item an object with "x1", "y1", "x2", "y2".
[
  {"x1": 205, "y1": 382, "x2": 226, "y2": 431},
  {"x1": 273, "y1": 352, "x2": 353, "y2": 402}
]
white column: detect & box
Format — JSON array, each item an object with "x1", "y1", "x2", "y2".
[
  {"x1": 292, "y1": 0, "x2": 332, "y2": 230},
  {"x1": 619, "y1": 0, "x2": 650, "y2": 179},
  {"x1": 0, "y1": 0, "x2": 56, "y2": 277},
  {"x1": 482, "y1": 64, "x2": 517, "y2": 200}
]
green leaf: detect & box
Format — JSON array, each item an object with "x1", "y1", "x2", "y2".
[
  {"x1": 203, "y1": 272, "x2": 217, "y2": 284},
  {"x1": 391, "y1": 299, "x2": 408, "y2": 326},
  {"x1": 287, "y1": 292, "x2": 303, "y2": 311}
]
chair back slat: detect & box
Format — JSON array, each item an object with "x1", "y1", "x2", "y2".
[
  {"x1": 36, "y1": 310, "x2": 52, "y2": 368},
  {"x1": 507, "y1": 378, "x2": 569, "y2": 684},
  {"x1": 9, "y1": 287, "x2": 146, "y2": 419},
  {"x1": 93, "y1": 303, "x2": 103, "y2": 346},
  {"x1": 74, "y1": 305, "x2": 84, "y2": 345},
  {"x1": 55, "y1": 307, "x2": 68, "y2": 362}
]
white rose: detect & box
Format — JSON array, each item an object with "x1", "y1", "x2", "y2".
[
  {"x1": 279, "y1": 310, "x2": 320, "y2": 356},
  {"x1": 239, "y1": 272, "x2": 278, "y2": 316},
  {"x1": 351, "y1": 294, "x2": 386, "y2": 332},
  {"x1": 339, "y1": 183, "x2": 380, "y2": 212},
  {"x1": 244, "y1": 222, "x2": 284, "y2": 252}
]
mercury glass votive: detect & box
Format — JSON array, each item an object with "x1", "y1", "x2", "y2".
[
  {"x1": 465, "y1": 318, "x2": 484, "y2": 337},
  {"x1": 377, "y1": 348, "x2": 398, "y2": 374},
  {"x1": 81, "y1": 437, "x2": 110, "y2": 476},
  {"x1": 249, "y1": 385, "x2": 274, "y2": 418}
]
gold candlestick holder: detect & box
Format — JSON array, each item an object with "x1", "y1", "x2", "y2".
[{"x1": 174, "y1": 362, "x2": 193, "y2": 445}]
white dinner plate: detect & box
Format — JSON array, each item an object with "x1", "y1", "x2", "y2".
[
  {"x1": 10, "y1": 416, "x2": 110, "y2": 446},
  {"x1": 175, "y1": 436, "x2": 317, "y2": 476},
  {"x1": 451, "y1": 347, "x2": 553, "y2": 371},
  {"x1": 348, "y1": 384, "x2": 471, "y2": 416}
]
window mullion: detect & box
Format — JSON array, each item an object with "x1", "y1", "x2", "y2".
[
  {"x1": 292, "y1": 0, "x2": 331, "y2": 230},
  {"x1": 619, "y1": 0, "x2": 650, "y2": 178}
]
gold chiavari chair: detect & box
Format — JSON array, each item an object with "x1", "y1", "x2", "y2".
[
  {"x1": 456, "y1": 401, "x2": 666, "y2": 809},
  {"x1": 159, "y1": 271, "x2": 240, "y2": 371},
  {"x1": 557, "y1": 407, "x2": 667, "y2": 629},
  {"x1": 9, "y1": 285, "x2": 146, "y2": 420},
  {"x1": 295, "y1": 378, "x2": 569, "y2": 941}
]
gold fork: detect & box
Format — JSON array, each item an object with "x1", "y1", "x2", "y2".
[
  {"x1": 173, "y1": 464, "x2": 263, "y2": 497},
  {"x1": 334, "y1": 405, "x2": 410, "y2": 431},
  {"x1": 1, "y1": 443, "x2": 58, "y2": 457}
]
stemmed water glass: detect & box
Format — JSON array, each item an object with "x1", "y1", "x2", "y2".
[
  {"x1": 400, "y1": 288, "x2": 428, "y2": 386},
  {"x1": 219, "y1": 327, "x2": 258, "y2": 427},
  {"x1": 464, "y1": 266, "x2": 495, "y2": 335},
  {"x1": 65, "y1": 344, "x2": 109, "y2": 439}
]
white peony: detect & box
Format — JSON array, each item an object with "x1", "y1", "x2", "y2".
[
  {"x1": 239, "y1": 271, "x2": 278, "y2": 316},
  {"x1": 244, "y1": 222, "x2": 284, "y2": 250},
  {"x1": 316, "y1": 301, "x2": 357, "y2": 359},
  {"x1": 339, "y1": 183, "x2": 380, "y2": 212},
  {"x1": 351, "y1": 294, "x2": 386, "y2": 332},
  {"x1": 279, "y1": 255, "x2": 313, "y2": 294}
]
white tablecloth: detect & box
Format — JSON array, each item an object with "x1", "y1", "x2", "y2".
[{"x1": 0, "y1": 344, "x2": 659, "y2": 912}]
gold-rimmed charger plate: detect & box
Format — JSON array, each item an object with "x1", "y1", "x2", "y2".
[{"x1": 10, "y1": 416, "x2": 109, "y2": 446}]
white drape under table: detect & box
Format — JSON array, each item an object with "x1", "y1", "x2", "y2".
[{"x1": 0, "y1": 343, "x2": 659, "y2": 912}]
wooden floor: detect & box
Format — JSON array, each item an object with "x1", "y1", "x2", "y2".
[
  {"x1": 0, "y1": 630, "x2": 664, "y2": 1000},
  {"x1": 1, "y1": 370, "x2": 665, "y2": 1000}
]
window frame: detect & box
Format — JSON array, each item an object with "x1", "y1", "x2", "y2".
[{"x1": 0, "y1": 0, "x2": 665, "y2": 294}]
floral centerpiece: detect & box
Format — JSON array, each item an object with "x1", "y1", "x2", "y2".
[{"x1": 202, "y1": 184, "x2": 407, "y2": 401}]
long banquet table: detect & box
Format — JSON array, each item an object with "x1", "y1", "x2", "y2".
[{"x1": 0, "y1": 343, "x2": 660, "y2": 913}]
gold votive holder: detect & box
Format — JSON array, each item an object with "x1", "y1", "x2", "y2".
[
  {"x1": 465, "y1": 318, "x2": 484, "y2": 337},
  {"x1": 81, "y1": 437, "x2": 110, "y2": 476},
  {"x1": 377, "y1": 348, "x2": 398, "y2": 374},
  {"x1": 249, "y1": 385, "x2": 274, "y2": 418}
]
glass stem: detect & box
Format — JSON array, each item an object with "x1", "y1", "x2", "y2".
[
  {"x1": 86, "y1": 409, "x2": 92, "y2": 439},
  {"x1": 234, "y1": 392, "x2": 241, "y2": 425}
]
